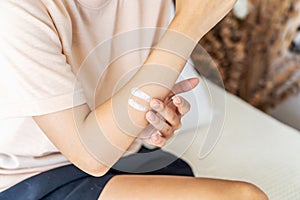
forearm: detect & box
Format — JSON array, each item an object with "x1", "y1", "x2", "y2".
[
  {"x1": 71, "y1": 3, "x2": 236, "y2": 173},
  {"x1": 79, "y1": 17, "x2": 202, "y2": 169},
  {"x1": 106, "y1": 15, "x2": 204, "y2": 128}
]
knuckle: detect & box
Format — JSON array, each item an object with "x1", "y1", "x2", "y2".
[
  {"x1": 156, "y1": 138, "x2": 166, "y2": 147},
  {"x1": 170, "y1": 113, "x2": 178, "y2": 123},
  {"x1": 176, "y1": 122, "x2": 182, "y2": 130},
  {"x1": 157, "y1": 102, "x2": 165, "y2": 112},
  {"x1": 166, "y1": 126, "x2": 173, "y2": 134},
  {"x1": 163, "y1": 126, "x2": 173, "y2": 137},
  {"x1": 156, "y1": 141, "x2": 165, "y2": 148},
  {"x1": 185, "y1": 104, "x2": 191, "y2": 113},
  {"x1": 181, "y1": 102, "x2": 191, "y2": 115}
]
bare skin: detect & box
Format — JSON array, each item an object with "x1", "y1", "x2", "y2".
[
  {"x1": 34, "y1": 0, "x2": 238, "y2": 175},
  {"x1": 99, "y1": 175, "x2": 268, "y2": 200},
  {"x1": 33, "y1": 0, "x2": 269, "y2": 199}
]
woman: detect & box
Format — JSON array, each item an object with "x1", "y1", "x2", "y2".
[{"x1": 0, "y1": 0, "x2": 268, "y2": 199}]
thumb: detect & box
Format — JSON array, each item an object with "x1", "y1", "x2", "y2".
[{"x1": 172, "y1": 77, "x2": 200, "y2": 95}]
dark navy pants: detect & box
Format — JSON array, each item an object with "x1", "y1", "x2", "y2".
[{"x1": 0, "y1": 147, "x2": 194, "y2": 200}]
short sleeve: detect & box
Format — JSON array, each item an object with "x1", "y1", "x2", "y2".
[{"x1": 0, "y1": 1, "x2": 86, "y2": 119}]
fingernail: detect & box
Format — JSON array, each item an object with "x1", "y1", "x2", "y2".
[
  {"x1": 173, "y1": 96, "x2": 181, "y2": 105},
  {"x1": 146, "y1": 112, "x2": 155, "y2": 122},
  {"x1": 151, "y1": 100, "x2": 160, "y2": 110},
  {"x1": 151, "y1": 133, "x2": 160, "y2": 143}
]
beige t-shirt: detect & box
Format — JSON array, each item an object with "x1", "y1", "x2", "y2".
[{"x1": 0, "y1": 0, "x2": 173, "y2": 191}]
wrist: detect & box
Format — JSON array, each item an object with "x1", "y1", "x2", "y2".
[{"x1": 169, "y1": 14, "x2": 207, "y2": 42}]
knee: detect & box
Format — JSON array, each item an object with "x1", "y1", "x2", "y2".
[{"x1": 238, "y1": 182, "x2": 269, "y2": 200}]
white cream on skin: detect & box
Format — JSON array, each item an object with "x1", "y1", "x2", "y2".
[
  {"x1": 131, "y1": 88, "x2": 152, "y2": 102},
  {"x1": 128, "y1": 88, "x2": 152, "y2": 112},
  {"x1": 128, "y1": 99, "x2": 148, "y2": 112}
]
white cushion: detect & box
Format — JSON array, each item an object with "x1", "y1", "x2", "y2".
[
  {"x1": 166, "y1": 64, "x2": 300, "y2": 200},
  {"x1": 269, "y1": 93, "x2": 300, "y2": 131}
]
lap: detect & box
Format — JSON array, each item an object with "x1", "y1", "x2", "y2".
[{"x1": 0, "y1": 147, "x2": 194, "y2": 200}]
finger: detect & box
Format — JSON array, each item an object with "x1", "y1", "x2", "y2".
[
  {"x1": 150, "y1": 132, "x2": 167, "y2": 147},
  {"x1": 140, "y1": 132, "x2": 166, "y2": 148},
  {"x1": 146, "y1": 111, "x2": 174, "y2": 139},
  {"x1": 139, "y1": 124, "x2": 156, "y2": 140},
  {"x1": 172, "y1": 96, "x2": 191, "y2": 116},
  {"x1": 171, "y1": 78, "x2": 199, "y2": 95},
  {"x1": 141, "y1": 131, "x2": 167, "y2": 147},
  {"x1": 149, "y1": 99, "x2": 181, "y2": 129}
]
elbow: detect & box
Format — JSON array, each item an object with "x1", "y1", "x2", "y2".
[
  {"x1": 75, "y1": 160, "x2": 111, "y2": 177},
  {"x1": 85, "y1": 163, "x2": 111, "y2": 177},
  {"x1": 90, "y1": 168, "x2": 110, "y2": 177}
]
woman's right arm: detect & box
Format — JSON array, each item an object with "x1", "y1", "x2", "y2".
[{"x1": 34, "y1": 0, "x2": 237, "y2": 176}]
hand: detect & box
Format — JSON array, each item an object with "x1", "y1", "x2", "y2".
[{"x1": 140, "y1": 78, "x2": 199, "y2": 147}]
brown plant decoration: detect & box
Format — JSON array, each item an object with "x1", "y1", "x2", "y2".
[{"x1": 192, "y1": 0, "x2": 300, "y2": 111}]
